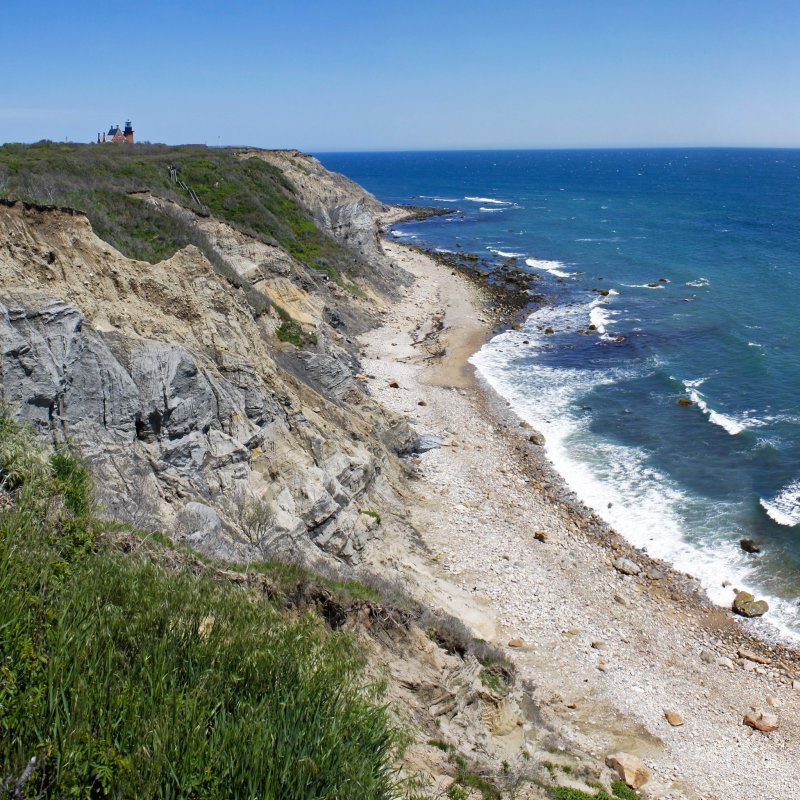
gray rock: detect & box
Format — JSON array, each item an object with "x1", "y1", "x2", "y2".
[
  {"x1": 613, "y1": 557, "x2": 642, "y2": 576},
  {"x1": 733, "y1": 591, "x2": 769, "y2": 618}
]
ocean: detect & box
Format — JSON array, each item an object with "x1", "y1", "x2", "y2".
[{"x1": 316, "y1": 149, "x2": 800, "y2": 641}]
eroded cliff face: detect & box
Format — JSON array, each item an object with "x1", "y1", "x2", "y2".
[
  {"x1": 0, "y1": 156, "x2": 414, "y2": 564},
  {"x1": 242, "y1": 149, "x2": 406, "y2": 293}
]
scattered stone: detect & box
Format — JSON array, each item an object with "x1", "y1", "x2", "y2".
[
  {"x1": 591, "y1": 640, "x2": 608, "y2": 650},
  {"x1": 613, "y1": 557, "x2": 641, "y2": 576},
  {"x1": 743, "y1": 710, "x2": 779, "y2": 733},
  {"x1": 739, "y1": 538, "x2": 761, "y2": 554},
  {"x1": 717, "y1": 657, "x2": 734, "y2": 669},
  {"x1": 663, "y1": 709, "x2": 684, "y2": 727},
  {"x1": 507, "y1": 638, "x2": 524, "y2": 648},
  {"x1": 737, "y1": 648, "x2": 769, "y2": 665},
  {"x1": 765, "y1": 695, "x2": 781, "y2": 708},
  {"x1": 533, "y1": 530, "x2": 548, "y2": 543},
  {"x1": 528, "y1": 431, "x2": 545, "y2": 445},
  {"x1": 605, "y1": 752, "x2": 650, "y2": 788},
  {"x1": 519, "y1": 420, "x2": 531, "y2": 428},
  {"x1": 388, "y1": 380, "x2": 400, "y2": 388},
  {"x1": 417, "y1": 400, "x2": 427, "y2": 406},
  {"x1": 613, "y1": 593, "x2": 629, "y2": 606},
  {"x1": 544, "y1": 327, "x2": 554, "y2": 335},
  {"x1": 733, "y1": 591, "x2": 769, "y2": 618},
  {"x1": 700, "y1": 650, "x2": 716, "y2": 664}
]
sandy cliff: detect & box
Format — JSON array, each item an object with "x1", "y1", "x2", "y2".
[{"x1": 0, "y1": 159, "x2": 413, "y2": 566}]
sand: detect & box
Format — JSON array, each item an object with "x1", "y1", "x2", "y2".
[{"x1": 360, "y1": 239, "x2": 800, "y2": 800}]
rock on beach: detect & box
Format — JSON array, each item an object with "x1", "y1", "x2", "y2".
[
  {"x1": 732, "y1": 590, "x2": 769, "y2": 618},
  {"x1": 605, "y1": 752, "x2": 650, "y2": 788}
]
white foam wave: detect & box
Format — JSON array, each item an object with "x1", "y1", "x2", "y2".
[
  {"x1": 465, "y1": 196, "x2": 509, "y2": 205},
  {"x1": 489, "y1": 248, "x2": 524, "y2": 258},
  {"x1": 589, "y1": 306, "x2": 612, "y2": 334},
  {"x1": 435, "y1": 248, "x2": 455, "y2": 254},
  {"x1": 525, "y1": 257, "x2": 574, "y2": 278},
  {"x1": 621, "y1": 283, "x2": 665, "y2": 289},
  {"x1": 470, "y1": 319, "x2": 800, "y2": 642},
  {"x1": 391, "y1": 230, "x2": 417, "y2": 238},
  {"x1": 760, "y1": 481, "x2": 800, "y2": 527},
  {"x1": 683, "y1": 379, "x2": 745, "y2": 436},
  {"x1": 480, "y1": 207, "x2": 506, "y2": 213},
  {"x1": 686, "y1": 278, "x2": 710, "y2": 287},
  {"x1": 419, "y1": 195, "x2": 460, "y2": 202}
]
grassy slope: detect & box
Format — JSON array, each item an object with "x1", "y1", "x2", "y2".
[
  {"x1": 0, "y1": 412, "x2": 402, "y2": 799},
  {"x1": 0, "y1": 141, "x2": 365, "y2": 287}
]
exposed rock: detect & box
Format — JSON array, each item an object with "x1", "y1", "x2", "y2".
[
  {"x1": 0, "y1": 191, "x2": 410, "y2": 567},
  {"x1": 733, "y1": 591, "x2": 769, "y2": 618},
  {"x1": 743, "y1": 710, "x2": 779, "y2": 733},
  {"x1": 737, "y1": 648, "x2": 769, "y2": 665},
  {"x1": 664, "y1": 709, "x2": 684, "y2": 726},
  {"x1": 739, "y1": 538, "x2": 761, "y2": 554},
  {"x1": 533, "y1": 530, "x2": 548, "y2": 542},
  {"x1": 613, "y1": 557, "x2": 642, "y2": 576},
  {"x1": 677, "y1": 398, "x2": 693, "y2": 407},
  {"x1": 507, "y1": 638, "x2": 524, "y2": 648},
  {"x1": 605, "y1": 751, "x2": 650, "y2": 788},
  {"x1": 527, "y1": 431, "x2": 546, "y2": 446}
]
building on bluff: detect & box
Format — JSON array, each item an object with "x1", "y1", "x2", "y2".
[{"x1": 97, "y1": 120, "x2": 134, "y2": 144}]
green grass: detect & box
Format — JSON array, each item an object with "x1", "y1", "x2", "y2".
[
  {"x1": 547, "y1": 781, "x2": 637, "y2": 800},
  {"x1": 0, "y1": 410, "x2": 404, "y2": 798},
  {"x1": 611, "y1": 781, "x2": 639, "y2": 799},
  {"x1": 0, "y1": 141, "x2": 369, "y2": 318}
]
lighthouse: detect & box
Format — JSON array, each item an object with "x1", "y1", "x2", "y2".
[{"x1": 123, "y1": 120, "x2": 134, "y2": 144}]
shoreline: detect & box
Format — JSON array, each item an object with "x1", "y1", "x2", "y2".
[{"x1": 362, "y1": 232, "x2": 800, "y2": 799}]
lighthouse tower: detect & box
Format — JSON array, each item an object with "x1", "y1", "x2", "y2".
[{"x1": 123, "y1": 120, "x2": 134, "y2": 144}]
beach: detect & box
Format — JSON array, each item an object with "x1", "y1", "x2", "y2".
[{"x1": 360, "y1": 237, "x2": 800, "y2": 800}]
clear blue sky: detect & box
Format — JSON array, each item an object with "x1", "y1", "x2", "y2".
[{"x1": 3, "y1": 0, "x2": 799, "y2": 150}]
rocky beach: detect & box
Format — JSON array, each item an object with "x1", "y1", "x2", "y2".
[{"x1": 361, "y1": 234, "x2": 800, "y2": 800}]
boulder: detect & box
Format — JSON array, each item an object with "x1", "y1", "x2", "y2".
[
  {"x1": 507, "y1": 638, "x2": 524, "y2": 648},
  {"x1": 605, "y1": 752, "x2": 650, "y2": 788},
  {"x1": 733, "y1": 591, "x2": 769, "y2": 618},
  {"x1": 613, "y1": 557, "x2": 641, "y2": 576},
  {"x1": 743, "y1": 710, "x2": 778, "y2": 733},
  {"x1": 739, "y1": 538, "x2": 761, "y2": 554},
  {"x1": 527, "y1": 431, "x2": 546, "y2": 446}
]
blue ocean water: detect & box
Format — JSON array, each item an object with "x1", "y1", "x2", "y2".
[{"x1": 317, "y1": 149, "x2": 800, "y2": 639}]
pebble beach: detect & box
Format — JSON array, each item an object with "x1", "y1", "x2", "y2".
[{"x1": 361, "y1": 236, "x2": 800, "y2": 800}]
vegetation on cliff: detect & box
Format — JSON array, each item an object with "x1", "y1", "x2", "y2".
[
  {"x1": 0, "y1": 141, "x2": 366, "y2": 290},
  {"x1": 0, "y1": 411, "x2": 402, "y2": 798}
]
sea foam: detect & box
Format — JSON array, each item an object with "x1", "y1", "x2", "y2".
[
  {"x1": 465, "y1": 196, "x2": 510, "y2": 205},
  {"x1": 471, "y1": 312, "x2": 800, "y2": 642},
  {"x1": 760, "y1": 481, "x2": 800, "y2": 527},
  {"x1": 525, "y1": 258, "x2": 574, "y2": 278},
  {"x1": 683, "y1": 379, "x2": 746, "y2": 436},
  {"x1": 489, "y1": 248, "x2": 524, "y2": 258}
]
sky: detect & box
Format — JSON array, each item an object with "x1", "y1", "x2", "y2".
[{"x1": 2, "y1": 0, "x2": 800, "y2": 151}]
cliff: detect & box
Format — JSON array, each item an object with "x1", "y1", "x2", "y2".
[{"x1": 0, "y1": 147, "x2": 415, "y2": 567}]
